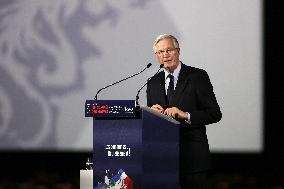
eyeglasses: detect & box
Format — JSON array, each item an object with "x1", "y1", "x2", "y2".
[{"x1": 155, "y1": 48, "x2": 178, "y2": 56}]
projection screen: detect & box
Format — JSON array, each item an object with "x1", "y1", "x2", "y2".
[{"x1": 0, "y1": 0, "x2": 262, "y2": 152}]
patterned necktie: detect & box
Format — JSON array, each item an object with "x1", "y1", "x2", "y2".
[{"x1": 167, "y1": 74, "x2": 174, "y2": 105}]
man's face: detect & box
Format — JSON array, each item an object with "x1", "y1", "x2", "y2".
[{"x1": 155, "y1": 38, "x2": 180, "y2": 73}]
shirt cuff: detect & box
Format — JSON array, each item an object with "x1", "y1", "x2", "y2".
[{"x1": 186, "y1": 112, "x2": 191, "y2": 124}]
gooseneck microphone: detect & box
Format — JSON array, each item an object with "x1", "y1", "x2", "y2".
[
  {"x1": 135, "y1": 64, "x2": 164, "y2": 106},
  {"x1": 94, "y1": 63, "x2": 152, "y2": 100}
]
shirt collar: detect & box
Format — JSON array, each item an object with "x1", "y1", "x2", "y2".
[{"x1": 164, "y1": 61, "x2": 181, "y2": 80}]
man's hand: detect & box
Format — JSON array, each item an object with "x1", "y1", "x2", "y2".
[
  {"x1": 164, "y1": 107, "x2": 188, "y2": 120},
  {"x1": 151, "y1": 104, "x2": 165, "y2": 113}
]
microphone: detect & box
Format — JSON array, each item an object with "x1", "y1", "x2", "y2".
[
  {"x1": 135, "y1": 64, "x2": 164, "y2": 106},
  {"x1": 94, "y1": 63, "x2": 152, "y2": 100}
]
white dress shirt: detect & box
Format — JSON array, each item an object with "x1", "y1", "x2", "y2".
[{"x1": 164, "y1": 62, "x2": 181, "y2": 94}]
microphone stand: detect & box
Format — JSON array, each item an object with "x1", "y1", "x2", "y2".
[
  {"x1": 135, "y1": 64, "x2": 164, "y2": 107},
  {"x1": 94, "y1": 63, "x2": 152, "y2": 100}
]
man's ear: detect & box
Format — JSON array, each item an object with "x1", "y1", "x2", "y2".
[{"x1": 177, "y1": 48, "x2": 180, "y2": 54}]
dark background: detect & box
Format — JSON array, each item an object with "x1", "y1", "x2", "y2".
[{"x1": 0, "y1": 1, "x2": 283, "y2": 188}]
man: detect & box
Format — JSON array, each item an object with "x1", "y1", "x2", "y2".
[{"x1": 147, "y1": 34, "x2": 222, "y2": 189}]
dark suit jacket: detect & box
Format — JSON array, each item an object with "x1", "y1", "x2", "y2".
[{"x1": 147, "y1": 63, "x2": 222, "y2": 173}]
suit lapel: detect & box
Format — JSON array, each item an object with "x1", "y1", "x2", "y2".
[{"x1": 171, "y1": 64, "x2": 191, "y2": 106}]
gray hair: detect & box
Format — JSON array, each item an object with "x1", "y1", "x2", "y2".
[{"x1": 153, "y1": 34, "x2": 179, "y2": 53}]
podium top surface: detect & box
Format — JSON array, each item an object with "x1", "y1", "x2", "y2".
[{"x1": 138, "y1": 105, "x2": 180, "y2": 125}]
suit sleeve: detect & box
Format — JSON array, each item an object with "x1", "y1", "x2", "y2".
[{"x1": 189, "y1": 70, "x2": 222, "y2": 126}]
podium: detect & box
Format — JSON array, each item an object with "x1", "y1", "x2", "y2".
[{"x1": 85, "y1": 100, "x2": 180, "y2": 189}]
